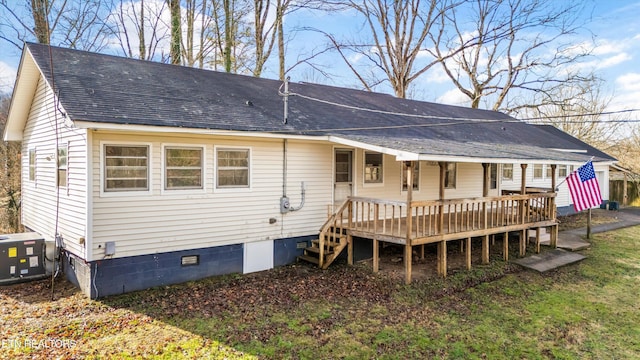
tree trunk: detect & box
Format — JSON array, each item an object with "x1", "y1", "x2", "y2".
[
  {"x1": 168, "y1": 0, "x2": 182, "y2": 64},
  {"x1": 223, "y1": 0, "x2": 232, "y2": 72},
  {"x1": 31, "y1": 0, "x2": 50, "y2": 44}
]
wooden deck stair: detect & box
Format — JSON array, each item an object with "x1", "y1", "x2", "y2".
[{"x1": 298, "y1": 227, "x2": 348, "y2": 269}]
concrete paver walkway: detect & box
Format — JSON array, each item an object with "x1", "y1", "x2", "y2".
[{"x1": 516, "y1": 207, "x2": 640, "y2": 272}]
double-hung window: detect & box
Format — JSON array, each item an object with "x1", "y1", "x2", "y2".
[
  {"x1": 28, "y1": 148, "x2": 36, "y2": 182},
  {"x1": 533, "y1": 164, "x2": 543, "y2": 180},
  {"x1": 558, "y1": 165, "x2": 568, "y2": 178},
  {"x1": 490, "y1": 163, "x2": 497, "y2": 189},
  {"x1": 57, "y1": 145, "x2": 68, "y2": 187},
  {"x1": 402, "y1": 161, "x2": 419, "y2": 191},
  {"x1": 364, "y1": 152, "x2": 383, "y2": 184},
  {"x1": 104, "y1": 145, "x2": 149, "y2": 192},
  {"x1": 217, "y1": 148, "x2": 250, "y2": 188},
  {"x1": 165, "y1": 146, "x2": 203, "y2": 190},
  {"x1": 502, "y1": 164, "x2": 514, "y2": 181},
  {"x1": 444, "y1": 162, "x2": 456, "y2": 189}
]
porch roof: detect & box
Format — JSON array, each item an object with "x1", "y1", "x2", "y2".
[{"x1": 5, "y1": 42, "x2": 615, "y2": 165}]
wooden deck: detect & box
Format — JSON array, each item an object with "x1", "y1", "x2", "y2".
[{"x1": 319, "y1": 193, "x2": 558, "y2": 283}]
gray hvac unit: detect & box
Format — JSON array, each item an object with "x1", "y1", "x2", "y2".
[{"x1": 0, "y1": 233, "x2": 47, "y2": 284}]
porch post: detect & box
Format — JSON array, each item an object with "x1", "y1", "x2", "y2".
[
  {"x1": 519, "y1": 164, "x2": 528, "y2": 257},
  {"x1": 482, "y1": 163, "x2": 490, "y2": 264},
  {"x1": 623, "y1": 172, "x2": 628, "y2": 206},
  {"x1": 482, "y1": 163, "x2": 490, "y2": 197},
  {"x1": 405, "y1": 161, "x2": 413, "y2": 285},
  {"x1": 550, "y1": 164, "x2": 558, "y2": 249},
  {"x1": 438, "y1": 162, "x2": 447, "y2": 278}
]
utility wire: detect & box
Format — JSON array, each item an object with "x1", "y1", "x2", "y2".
[{"x1": 281, "y1": 88, "x2": 640, "y2": 125}]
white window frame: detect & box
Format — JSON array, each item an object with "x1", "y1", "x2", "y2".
[
  {"x1": 490, "y1": 163, "x2": 498, "y2": 190},
  {"x1": 100, "y1": 141, "x2": 152, "y2": 196},
  {"x1": 57, "y1": 143, "x2": 68, "y2": 188},
  {"x1": 28, "y1": 148, "x2": 36, "y2": 183},
  {"x1": 558, "y1": 165, "x2": 568, "y2": 178},
  {"x1": 162, "y1": 144, "x2": 206, "y2": 193},
  {"x1": 215, "y1": 146, "x2": 252, "y2": 191},
  {"x1": 444, "y1": 162, "x2": 456, "y2": 189},
  {"x1": 533, "y1": 164, "x2": 543, "y2": 180},
  {"x1": 364, "y1": 151, "x2": 384, "y2": 185},
  {"x1": 502, "y1": 164, "x2": 514, "y2": 181},
  {"x1": 401, "y1": 161, "x2": 420, "y2": 192}
]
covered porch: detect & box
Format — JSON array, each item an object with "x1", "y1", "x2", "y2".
[{"x1": 311, "y1": 161, "x2": 560, "y2": 283}]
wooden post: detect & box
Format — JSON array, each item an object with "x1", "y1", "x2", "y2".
[
  {"x1": 623, "y1": 172, "x2": 628, "y2": 206},
  {"x1": 439, "y1": 241, "x2": 447, "y2": 278},
  {"x1": 348, "y1": 234, "x2": 353, "y2": 266},
  {"x1": 551, "y1": 224, "x2": 558, "y2": 248},
  {"x1": 520, "y1": 164, "x2": 527, "y2": 194},
  {"x1": 587, "y1": 208, "x2": 592, "y2": 239},
  {"x1": 519, "y1": 229, "x2": 526, "y2": 257},
  {"x1": 520, "y1": 164, "x2": 528, "y2": 228},
  {"x1": 482, "y1": 163, "x2": 490, "y2": 197},
  {"x1": 466, "y1": 237, "x2": 472, "y2": 270},
  {"x1": 482, "y1": 235, "x2": 489, "y2": 264},
  {"x1": 503, "y1": 231, "x2": 509, "y2": 261},
  {"x1": 535, "y1": 227, "x2": 541, "y2": 254},
  {"x1": 438, "y1": 162, "x2": 446, "y2": 234},
  {"x1": 373, "y1": 237, "x2": 379, "y2": 273},
  {"x1": 405, "y1": 161, "x2": 413, "y2": 284}
]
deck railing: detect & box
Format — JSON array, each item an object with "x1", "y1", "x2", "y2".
[{"x1": 324, "y1": 193, "x2": 556, "y2": 245}]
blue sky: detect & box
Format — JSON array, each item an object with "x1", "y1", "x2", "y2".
[{"x1": 1, "y1": 0, "x2": 639, "y2": 116}]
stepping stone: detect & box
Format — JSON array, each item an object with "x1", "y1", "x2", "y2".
[{"x1": 513, "y1": 249, "x2": 586, "y2": 272}]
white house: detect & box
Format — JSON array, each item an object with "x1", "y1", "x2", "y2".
[{"x1": 3, "y1": 43, "x2": 616, "y2": 298}]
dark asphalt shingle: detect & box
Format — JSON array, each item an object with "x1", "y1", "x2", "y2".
[{"x1": 25, "y1": 42, "x2": 615, "y2": 162}]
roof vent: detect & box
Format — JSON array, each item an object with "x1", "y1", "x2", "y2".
[{"x1": 245, "y1": 100, "x2": 253, "y2": 106}]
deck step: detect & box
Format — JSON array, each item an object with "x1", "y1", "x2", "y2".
[
  {"x1": 305, "y1": 246, "x2": 334, "y2": 255},
  {"x1": 298, "y1": 254, "x2": 320, "y2": 265}
]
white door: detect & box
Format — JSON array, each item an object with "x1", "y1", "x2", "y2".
[{"x1": 334, "y1": 149, "x2": 353, "y2": 209}]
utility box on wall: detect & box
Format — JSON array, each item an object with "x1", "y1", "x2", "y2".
[{"x1": 0, "y1": 233, "x2": 46, "y2": 284}]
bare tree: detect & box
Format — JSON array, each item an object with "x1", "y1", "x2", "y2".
[
  {"x1": 0, "y1": 96, "x2": 21, "y2": 233},
  {"x1": 430, "y1": 0, "x2": 592, "y2": 112},
  {"x1": 526, "y1": 77, "x2": 627, "y2": 152},
  {"x1": 182, "y1": 0, "x2": 217, "y2": 68},
  {"x1": 109, "y1": 0, "x2": 170, "y2": 61},
  {"x1": 0, "y1": 0, "x2": 114, "y2": 51},
  {"x1": 316, "y1": 0, "x2": 455, "y2": 98}
]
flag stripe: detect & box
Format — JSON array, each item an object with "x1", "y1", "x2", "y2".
[{"x1": 566, "y1": 161, "x2": 602, "y2": 212}]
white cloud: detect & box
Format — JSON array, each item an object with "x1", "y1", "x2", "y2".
[
  {"x1": 436, "y1": 88, "x2": 469, "y2": 107},
  {"x1": 610, "y1": 72, "x2": 640, "y2": 112},
  {"x1": 616, "y1": 72, "x2": 640, "y2": 92},
  {"x1": 424, "y1": 66, "x2": 450, "y2": 84},
  {"x1": 0, "y1": 61, "x2": 17, "y2": 95}
]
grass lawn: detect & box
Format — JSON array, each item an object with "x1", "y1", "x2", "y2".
[{"x1": 1, "y1": 226, "x2": 639, "y2": 359}]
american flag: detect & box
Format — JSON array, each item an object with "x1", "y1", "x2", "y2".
[{"x1": 567, "y1": 161, "x2": 602, "y2": 212}]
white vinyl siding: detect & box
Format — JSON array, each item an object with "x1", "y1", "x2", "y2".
[
  {"x1": 90, "y1": 134, "x2": 333, "y2": 260},
  {"x1": 20, "y1": 77, "x2": 88, "y2": 258}
]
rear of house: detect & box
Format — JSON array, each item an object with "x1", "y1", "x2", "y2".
[{"x1": 3, "y1": 43, "x2": 616, "y2": 298}]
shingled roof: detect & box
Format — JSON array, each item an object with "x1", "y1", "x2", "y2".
[{"x1": 6, "y1": 42, "x2": 616, "y2": 164}]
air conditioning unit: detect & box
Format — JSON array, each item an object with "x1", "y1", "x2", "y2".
[{"x1": 0, "y1": 233, "x2": 47, "y2": 284}]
